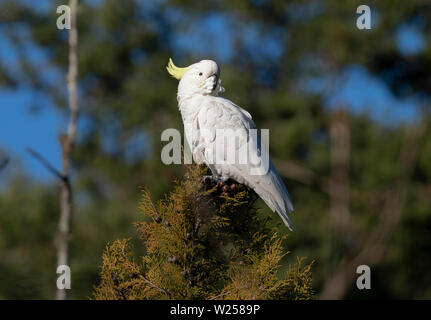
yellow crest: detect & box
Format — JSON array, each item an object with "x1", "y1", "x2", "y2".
[{"x1": 166, "y1": 58, "x2": 189, "y2": 80}]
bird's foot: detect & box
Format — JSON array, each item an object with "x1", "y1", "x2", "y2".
[
  {"x1": 199, "y1": 175, "x2": 217, "y2": 191},
  {"x1": 200, "y1": 176, "x2": 240, "y2": 197},
  {"x1": 201, "y1": 175, "x2": 216, "y2": 184},
  {"x1": 200, "y1": 175, "x2": 225, "y2": 183},
  {"x1": 215, "y1": 177, "x2": 240, "y2": 197}
]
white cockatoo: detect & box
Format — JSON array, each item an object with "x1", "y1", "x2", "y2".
[{"x1": 167, "y1": 58, "x2": 295, "y2": 230}]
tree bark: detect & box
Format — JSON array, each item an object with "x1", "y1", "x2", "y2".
[{"x1": 56, "y1": 0, "x2": 78, "y2": 300}]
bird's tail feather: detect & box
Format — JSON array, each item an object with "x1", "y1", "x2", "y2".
[
  {"x1": 253, "y1": 185, "x2": 295, "y2": 231},
  {"x1": 270, "y1": 196, "x2": 295, "y2": 231}
]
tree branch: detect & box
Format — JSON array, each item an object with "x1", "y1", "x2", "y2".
[
  {"x1": 0, "y1": 157, "x2": 9, "y2": 172},
  {"x1": 26, "y1": 148, "x2": 64, "y2": 181},
  {"x1": 272, "y1": 158, "x2": 335, "y2": 194}
]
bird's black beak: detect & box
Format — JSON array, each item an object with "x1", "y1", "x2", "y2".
[
  {"x1": 212, "y1": 68, "x2": 220, "y2": 91},
  {"x1": 212, "y1": 74, "x2": 218, "y2": 91}
]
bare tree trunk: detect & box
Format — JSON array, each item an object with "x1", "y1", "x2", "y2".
[
  {"x1": 56, "y1": 0, "x2": 79, "y2": 300},
  {"x1": 329, "y1": 110, "x2": 351, "y2": 233}
]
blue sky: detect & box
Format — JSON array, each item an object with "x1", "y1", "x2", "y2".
[
  {"x1": 0, "y1": 88, "x2": 64, "y2": 181},
  {"x1": 0, "y1": 1, "x2": 426, "y2": 182}
]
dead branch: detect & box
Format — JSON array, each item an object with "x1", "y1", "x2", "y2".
[
  {"x1": 272, "y1": 157, "x2": 326, "y2": 188},
  {"x1": 26, "y1": 148, "x2": 64, "y2": 181},
  {"x1": 272, "y1": 157, "x2": 341, "y2": 197},
  {"x1": 0, "y1": 157, "x2": 9, "y2": 171}
]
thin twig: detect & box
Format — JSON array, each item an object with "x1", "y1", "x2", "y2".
[
  {"x1": 209, "y1": 290, "x2": 230, "y2": 300},
  {"x1": 139, "y1": 274, "x2": 170, "y2": 297},
  {"x1": 119, "y1": 245, "x2": 170, "y2": 297},
  {"x1": 26, "y1": 148, "x2": 64, "y2": 181},
  {"x1": 0, "y1": 157, "x2": 9, "y2": 171},
  {"x1": 272, "y1": 158, "x2": 326, "y2": 189},
  {"x1": 273, "y1": 157, "x2": 376, "y2": 206}
]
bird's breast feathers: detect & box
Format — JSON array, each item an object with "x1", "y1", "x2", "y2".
[{"x1": 183, "y1": 97, "x2": 254, "y2": 161}]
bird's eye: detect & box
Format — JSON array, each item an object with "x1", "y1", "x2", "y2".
[{"x1": 199, "y1": 72, "x2": 203, "y2": 76}]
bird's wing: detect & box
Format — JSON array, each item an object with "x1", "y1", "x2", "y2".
[{"x1": 195, "y1": 97, "x2": 295, "y2": 230}]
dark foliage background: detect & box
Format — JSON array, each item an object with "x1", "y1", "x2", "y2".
[{"x1": 0, "y1": 0, "x2": 430, "y2": 299}]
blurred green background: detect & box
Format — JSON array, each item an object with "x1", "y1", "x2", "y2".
[{"x1": 0, "y1": 0, "x2": 430, "y2": 299}]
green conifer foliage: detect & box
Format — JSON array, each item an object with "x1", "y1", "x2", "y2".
[{"x1": 93, "y1": 165, "x2": 313, "y2": 300}]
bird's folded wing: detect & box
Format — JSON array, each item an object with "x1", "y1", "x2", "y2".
[{"x1": 195, "y1": 98, "x2": 295, "y2": 229}]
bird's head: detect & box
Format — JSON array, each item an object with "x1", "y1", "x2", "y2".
[{"x1": 167, "y1": 58, "x2": 225, "y2": 98}]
